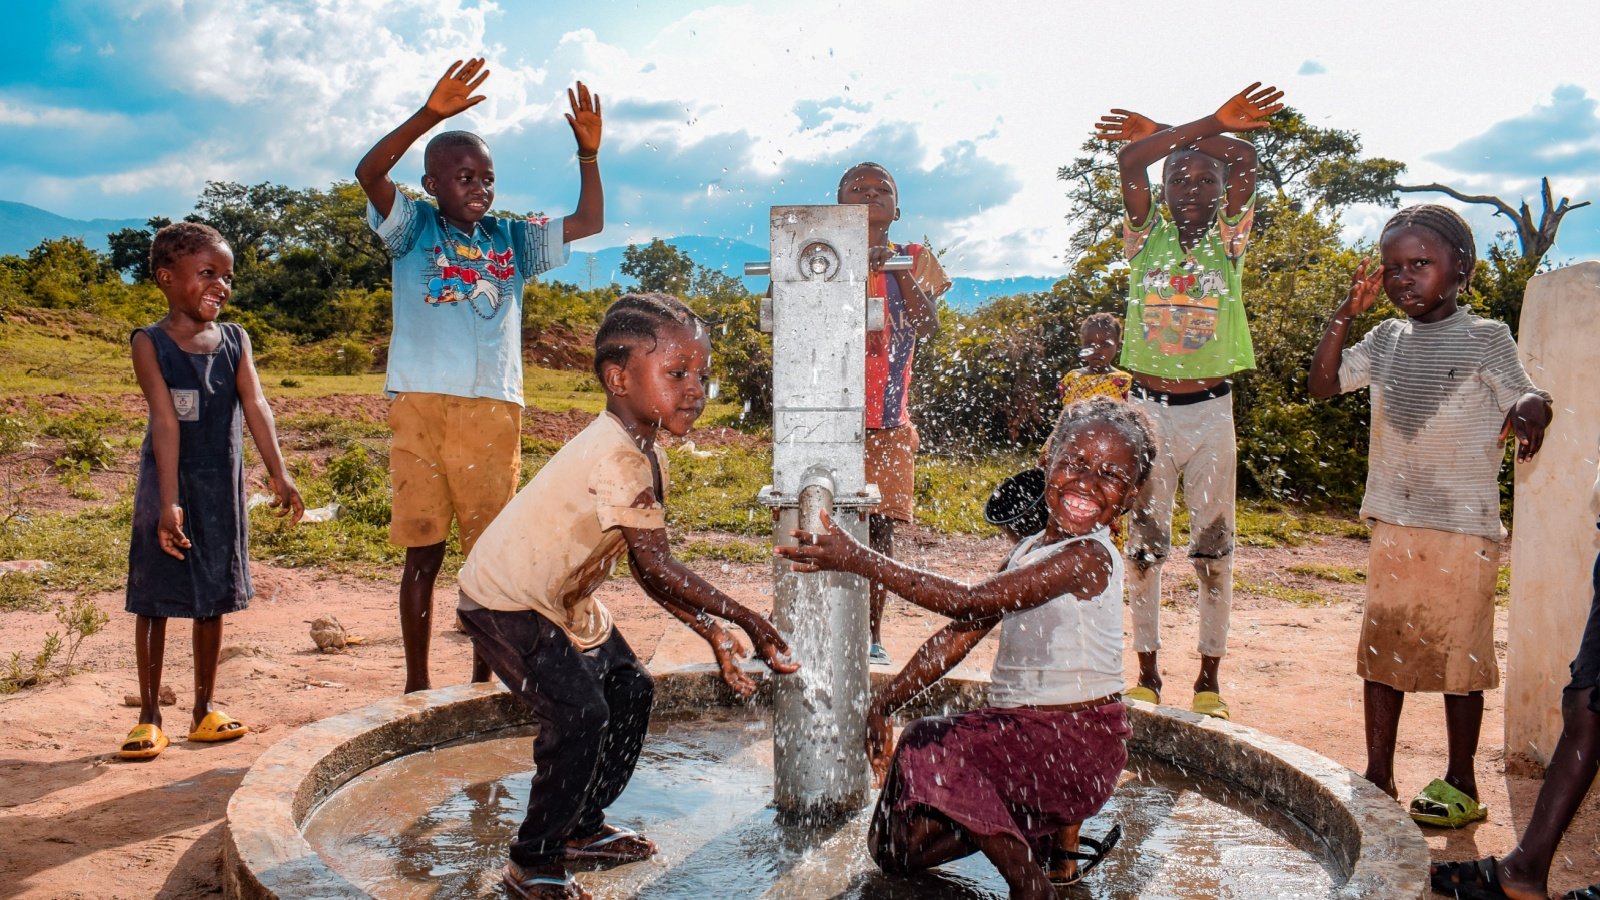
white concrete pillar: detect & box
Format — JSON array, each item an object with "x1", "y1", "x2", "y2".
[{"x1": 1507, "y1": 260, "x2": 1600, "y2": 767}]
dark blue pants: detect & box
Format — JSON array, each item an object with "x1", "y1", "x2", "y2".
[
  {"x1": 459, "y1": 604, "x2": 655, "y2": 867},
  {"x1": 1567, "y1": 554, "x2": 1600, "y2": 715}
]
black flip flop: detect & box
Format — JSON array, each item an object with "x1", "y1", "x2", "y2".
[
  {"x1": 1430, "y1": 857, "x2": 1509, "y2": 899},
  {"x1": 1049, "y1": 823, "x2": 1122, "y2": 887}
]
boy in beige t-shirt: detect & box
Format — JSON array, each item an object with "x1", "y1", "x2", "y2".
[{"x1": 458, "y1": 294, "x2": 797, "y2": 899}]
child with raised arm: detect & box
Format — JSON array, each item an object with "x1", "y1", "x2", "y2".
[
  {"x1": 836, "y1": 161, "x2": 949, "y2": 666},
  {"x1": 355, "y1": 58, "x2": 603, "y2": 693},
  {"x1": 1095, "y1": 83, "x2": 1284, "y2": 720},
  {"x1": 119, "y1": 222, "x2": 304, "y2": 760},
  {"x1": 780, "y1": 398, "x2": 1157, "y2": 899},
  {"x1": 1310, "y1": 204, "x2": 1552, "y2": 828},
  {"x1": 457, "y1": 294, "x2": 799, "y2": 900}
]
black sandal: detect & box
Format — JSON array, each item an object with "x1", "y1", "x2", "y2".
[
  {"x1": 1563, "y1": 886, "x2": 1600, "y2": 900},
  {"x1": 1049, "y1": 823, "x2": 1121, "y2": 887},
  {"x1": 1430, "y1": 857, "x2": 1509, "y2": 899}
]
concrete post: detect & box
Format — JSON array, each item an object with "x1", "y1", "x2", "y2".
[
  {"x1": 1507, "y1": 261, "x2": 1600, "y2": 767},
  {"x1": 753, "y1": 205, "x2": 887, "y2": 820}
]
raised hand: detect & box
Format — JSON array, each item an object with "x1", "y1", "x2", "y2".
[
  {"x1": 1214, "y1": 82, "x2": 1285, "y2": 131},
  {"x1": 425, "y1": 58, "x2": 490, "y2": 119},
  {"x1": 1094, "y1": 109, "x2": 1160, "y2": 143},
  {"x1": 776, "y1": 510, "x2": 864, "y2": 573},
  {"x1": 159, "y1": 505, "x2": 191, "y2": 560},
  {"x1": 565, "y1": 81, "x2": 602, "y2": 155},
  {"x1": 1343, "y1": 257, "x2": 1384, "y2": 317}
]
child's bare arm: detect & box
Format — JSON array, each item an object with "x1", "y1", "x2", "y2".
[
  {"x1": 624, "y1": 524, "x2": 799, "y2": 674},
  {"x1": 131, "y1": 332, "x2": 190, "y2": 560},
  {"x1": 865, "y1": 617, "x2": 996, "y2": 783},
  {"x1": 778, "y1": 511, "x2": 1111, "y2": 620},
  {"x1": 1113, "y1": 84, "x2": 1282, "y2": 224},
  {"x1": 562, "y1": 83, "x2": 605, "y2": 244},
  {"x1": 234, "y1": 329, "x2": 304, "y2": 523},
  {"x1": 627, "y1": 555, "x2": 757, "y2": 697},
  {"x1": 1500, "y1": 395, "x2": 1553, "y2": 462},
  {"x1": 355, "y1": 58, "x2": 490, "y2": 219},
  {"x1": 1310, "y1": 257, "x2": 1382, "y2": 398}
]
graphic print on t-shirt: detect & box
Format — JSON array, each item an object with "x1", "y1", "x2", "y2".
[{"x1": 1137, "y1": 259, "x2": 1229, "y2": 356}]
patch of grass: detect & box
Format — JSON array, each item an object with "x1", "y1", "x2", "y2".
[
  {"x1": 0, "y1": 573, "x2": 45, "y2": 610},
  {"x1": 278, "y1": 412, "x2": 389, "y2": 449},
  {"x1": 915, "y1": 452, "x2": 1034, "y2": 536},
  {"x1": 0, "y1": 497, "x2": 133, "y2": 596},
  {"x1": 675, "y1": 538, "x2": 769, "y2": 565},
  {"x1": 1287, "y1": 563, "x2": 1366, "y2": 584},
  {"x1": 1496, "y1": 564, "x2": 1512, "y2": 607},
  {"x1": 665, "y1": 445, "x2": 771, "y2": 536},
  {"x1": 1171, "y1": 497, "x2": 1369, "y2": 549},
  {"x1": 1235, "y1": 576, "x2": 1332, "y2": 607},
  {"x1": 0, "y1": 313, "x2": 137, "y2": 396},
  {"x1": 254, "y1": 371, "x2": 389, "y2": 398}
]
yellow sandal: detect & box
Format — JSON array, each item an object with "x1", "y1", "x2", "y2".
[
  {"x1": 118, "y1": 723, "x2": 169, "y2": 760},
  {"x1": 188, "y1": 710, "x2": 249, "y2": 742}
]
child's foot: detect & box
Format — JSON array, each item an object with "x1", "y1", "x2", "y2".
[
  {"x1": 1430, "y1": 857, "x2": 1547, "y2": 900},
  {"x1": 118, "y1": 723, "x2": 168, "y2": 760},
  {"x1": 1123, "y1": 685, "x2": 1159, "y2": 704},
  {"x1": 1190, "y1": 691, "x2": 1230, "y2": 720},
  {"x1": 563, "y1": 824, "x2": 657, "y2": 864},
  {"x1": 1409, "y1": 778, "x2": 1487, "y2": 828},
  {"x1": 502, "y1": 861, "x2": 589, "y2": 899},
  {"x1": 869, "y1": 643, "x2": 891, "y2": 665},
  {"x1": 187, "y1": 710, "x2": 248, "y2": 742}
]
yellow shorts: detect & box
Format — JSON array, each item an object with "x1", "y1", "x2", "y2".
[
  {"x1": 387, "y1": 392, "x2": 522, "y2": 554},
  {"x1": 865, "y1": 424, "x2": 919, "y2": 524}
]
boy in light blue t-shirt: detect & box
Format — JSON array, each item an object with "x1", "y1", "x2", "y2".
[{"x1": 356, "y1": 57, "x2": 605, "y2": 693}]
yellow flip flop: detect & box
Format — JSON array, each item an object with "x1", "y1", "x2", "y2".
[
  {"x1": 1124, "y1": 685, "x2": 1160, "y2": 704},
  {"x1": 119, "y1": 723, "x2": 169, "y2": 760},
  {"x1": 188, "y1": 710, "x2": 249, "y2": 743},
  {"x1": 1191, "y1": 691, "x2": 1231, "y2": 720}
]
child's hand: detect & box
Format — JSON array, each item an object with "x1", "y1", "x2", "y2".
[
  {"x1": 1214, "y1": 82, "x2": 1285, "y2": 132},
  {"x1": 867, "y1": 244, "x2": 896, "y2": 274},
  {"x1": 776, "y1": 510, "x2": 864, "y2": 572},
  {"x1": 706, "y1": 623, "x2": 757, "y2": 697},
  {"x1": 272, "y1": 475, "x2": 306, "y2": 524},
  {"x1": 1343, "y1": 257, "x2": 1384, "y2": 317},
  {"x1": 425, "y1": 58, "x2": 490, "y2": 119},
  {"x1": 865, "y1": 705, "x2": 894, "y2": 787},
  {"x1": 1499, "y1": 394, "x2": 1553, "y2": 462},
  {"x1": 744, "y1": 618, "x2": 801, "y2": 675},
  {"x1": 159, "y1": 505, "x2": 192, "y2": 560},
  {"x1": 1093, "y1": 109, "x2": 1160, "y2": 143},
  {"x1": 565, "y1": 82, "x2": 602, "y2": 156}
]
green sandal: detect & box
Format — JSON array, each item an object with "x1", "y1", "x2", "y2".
[{"x1": 1409, "y1": 778, "x2": 1487, "y2": 828}]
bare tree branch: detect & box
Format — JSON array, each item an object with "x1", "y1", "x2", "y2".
[{"x1": 1397, "y1": 179, "x2": 1592, "y2": 263}]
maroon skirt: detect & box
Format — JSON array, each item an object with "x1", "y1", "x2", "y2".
[{"x1": 880, "y1": 703, "x2": 1130, "y2": 844}]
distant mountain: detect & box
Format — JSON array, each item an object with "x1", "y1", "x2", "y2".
[
  {"x1": 545, "y1": 235, "x2": 1062, "y2": 310},
  {"x1": 0, "y1": 201, "x2": 146, "y2": 256}
]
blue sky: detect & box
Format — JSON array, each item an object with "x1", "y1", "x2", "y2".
[{"x1": 3, "y1": 0, "x2": 1597, "y2": 276}]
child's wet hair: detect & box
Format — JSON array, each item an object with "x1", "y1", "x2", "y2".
[
  {"x1": 837, "y1": 161, "x2": 896, "y2": 196},
  {"x1": 1047, "y1": 397, "x2": 1158, "y2": 488},
  {"x1": 1382, "y1": 204, "x2": 1476, "y2": 285},
  {"x1": 594, "y1": 293, "x2": 706, "y2": 380},
  {"x1": 424, "y1": 130, "x2": 491, "y2": 175},
  {"x1": 149, "y1": 221, "x2": 228, "y2": 275},
  {"x1": 1080, "y1": 312, "x2": 1123, "y2": 338}
]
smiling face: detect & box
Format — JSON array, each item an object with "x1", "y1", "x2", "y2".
[
  {"x1": 1379, "y1": 225, "x2": 1465, "y2": 324},
  {"x1": 424, "y1": 142, "x2": 495, "y2": 231},
  {"x1": 838, "y1": 165, "x2": 899, "y2": 230},
  {"x1": 604, "y1": 320, "x2": 713, "y2": 439},
  {"x1": 156, "y1": 242, "x2": 234, "y2": 323},
  {"x1": 1161, "y1": 150, "x2": 1226, "y2": 228},
  {"x1": 1043, "y1": 421, "x2": 1139, "y2": 538}
]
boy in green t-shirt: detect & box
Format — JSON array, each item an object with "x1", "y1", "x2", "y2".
[{"x1": 1094, "y1": 83, "x2": 1283, "y2": 720}]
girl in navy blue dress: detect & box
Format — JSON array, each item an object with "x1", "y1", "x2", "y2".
[{"x1": 119, "y1": 222, "x2": 303, "y2": 760}]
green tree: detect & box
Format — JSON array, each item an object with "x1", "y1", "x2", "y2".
[
  {"x1": 22, "y1": 238, "x2": 116, "y2": 310},
  {"x1": 621, "y1": 238, "x2": 694, "y2": 294},
  {"x1": 188, "y1": 180, "x2": 306, "y2": 271},
  {"x1": 106, "y1": 216, "x2": 172, "y2": 282},
  {"x1": 686, "y1": 265, "x2": 771, "y2": 420}
]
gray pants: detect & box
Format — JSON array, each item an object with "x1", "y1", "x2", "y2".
[{"x1": 1126, "y1": 392, "x2": 1236, "y2": 658}]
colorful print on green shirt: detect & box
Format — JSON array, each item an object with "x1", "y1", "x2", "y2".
[{"x1": 1120, "y1": 199, "x2": 1256, "y2": 380}]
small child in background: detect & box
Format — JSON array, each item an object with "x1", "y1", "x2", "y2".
[
  {"x1": 120, "y1": 222, "x2": 304, "y2": 760},
  {"x1": 1060, "y1": 312, "x2": 1132, "y2": 406},
  {"x1": 1310, "y1": 204, "x2": 1552, "y2": 827},
  {"x1": 781, "y1": 398, "x2": 1157, "y2": 898},
  {"x1": 457, "y1": 294, "x2": 799, "y2": 899}
]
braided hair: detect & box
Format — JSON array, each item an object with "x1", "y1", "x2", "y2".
[
  {"x1": 424, "y1": 130, "x2": 491, "y2": 176},
  {"x1": 1046, "y1": 396, "x2": 1159, "y2": 492},
  {"x1": 149, "y1": 221, "x2": 228, "y2": 275},
  {"x1": 1382, "y1": 204, "x2": 1477, "y2": 287},
  {"x1": 593, "y1": 293, "x2": 705, "y2": 381}
]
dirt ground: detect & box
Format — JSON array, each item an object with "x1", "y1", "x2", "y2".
[{"x1": 2, "y1": 523, "x2": 1599, "y2": 898}]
